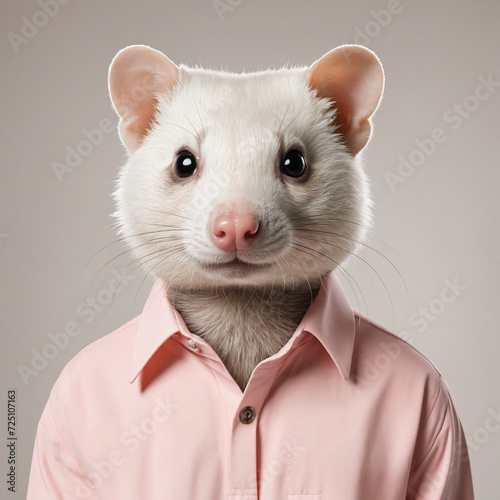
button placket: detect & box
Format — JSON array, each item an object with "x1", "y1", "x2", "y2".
[{"x1": 227, "y1": 360, "x2": 283, "y2": 498}]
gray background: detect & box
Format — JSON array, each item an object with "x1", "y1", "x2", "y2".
[{"x1": 1, "y1": 0, "x2": 499, "y2": 497}]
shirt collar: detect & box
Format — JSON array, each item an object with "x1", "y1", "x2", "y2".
[
  {"x1": 129, "y1": 271, "x2": 356, "y2": 383},
  {"x1": 129, "y1": 279, "x2": 190, "y2": 383},
  {"x1": 300, "y1": 271, "x2": 357, "y2": 381}
]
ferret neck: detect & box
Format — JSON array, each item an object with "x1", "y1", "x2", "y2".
[{"x1": 165, "y1": 281, "x2": 322, "y2": 392}]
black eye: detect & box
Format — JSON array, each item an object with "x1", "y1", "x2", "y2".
[
  {"x1": 281, "y1": 150, "x2": 306, "y2": 178},
  {"x1": 174, "y1": 150, "x2": 197, "y2": 178}
]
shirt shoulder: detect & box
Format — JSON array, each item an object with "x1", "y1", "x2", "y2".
[
  {"x1": 32, "y1": 315, "x2": 140, "y2": 453},
  {"x1": 351, "y1": 312, "x2": 468, "y2": 478},
  {"x1": 353, "y1": 310, "x2": 445, "y2": 380},
  {"x1": 55, "y1": 314, "x2": 141, "y2": 390},
  {"x1": 351, "y1": 310, "x2": 448, "y2": 421}
]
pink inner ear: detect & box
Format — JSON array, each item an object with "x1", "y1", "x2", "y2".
[
  {"x1": 109, "y1": 46, "x2": 179, "y2": 152},
  {"x1": 308, "y1": 46, "x2": 384, "y2": 156}
]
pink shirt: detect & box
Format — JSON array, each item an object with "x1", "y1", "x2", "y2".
[{"x1": 27, "y1": 272, "x2": 474, "y2": 499}]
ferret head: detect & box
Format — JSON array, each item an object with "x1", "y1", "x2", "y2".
[{"x1": 108, "y1": 45, "x2": 384, "y2": 290}]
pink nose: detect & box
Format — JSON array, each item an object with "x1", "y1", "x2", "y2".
[{"x1": 211, "y1": 213, "x2": 259, "y2": 251}]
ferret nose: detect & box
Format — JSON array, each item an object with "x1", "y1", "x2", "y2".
[{"x1": 211, "y1": 213, "x2": 259, "y2": 252}]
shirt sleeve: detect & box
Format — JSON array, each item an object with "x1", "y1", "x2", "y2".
[
  {"x1": 406, "y1": 375, "x2": 474, "y2": 500},
  {"x1": 26, "y1": 367, "x2": 94, "y2": 500}
]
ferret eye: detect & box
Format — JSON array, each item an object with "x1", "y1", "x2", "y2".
[
  {"x1": 281, "y1": 150, "x2": 306, "y2": 178},
  {"x1": 174, "y1": 150, "x2": 197, "y2": 178}
]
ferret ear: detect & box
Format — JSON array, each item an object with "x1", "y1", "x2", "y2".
[
  {"x1": 108, "y1": 45, "x2": 179, "y2": 153},
  {"x1": 307, "y1": 45, "x2": 384, "y2": 156}
]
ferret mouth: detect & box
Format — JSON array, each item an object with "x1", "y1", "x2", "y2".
[
  {"x1": 207, "y1": 258, "x2": 257, "y2": 268},
  {"x1": 201, "y1": 257, "x2": 271, "y2": 271}
]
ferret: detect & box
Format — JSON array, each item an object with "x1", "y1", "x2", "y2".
[
  {"x1": 26, "y1": 47, "x2": 475, "y2": 500},
  {"x1": 108, "y1": 44, "x2": 384, "y2": 392}
]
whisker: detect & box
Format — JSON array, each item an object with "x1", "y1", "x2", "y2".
[
  {"x1": 277, "y1": 100, "x2": 293, "y2": 137},
  {"x1": 190, "y1": 90, "x2": 205, "y2": 138},
  {"x1": 294, "y1": 235, "x2": 395, "y2": 327},
  {"x1": 292, "y1": 243, "x2": 365, "y2": 313},
  {"x1": 78, "y1": 222, "x2": 191, "y2": 288},
  {"x1": 281, "y1": 101, "x2": 316, "y2": 136},
  {"x1": 290, "y1": 242, "x2": 368, "y2": 314},
  {"x1": 146, "y1": 223, "x2": 191, "y2": 230},
  {"x1": 82, "y1": 246, "x2": 136, "y2": 301},
  {"x1": 294, "y1": 226, "x2": 409, "y2": 305},
  {"x1": 81, "y1": 235, "x2": 187, "y2": 302},
  {"x1": 291, "y1": 215, "x2": 406, "y2": 261},
  {"x1": 146, "y1": 209, "x2": 195, "y2": 222},
  {"x1": 290, "y1": 215, "x2": 371, "y2": 230},
  {"x1": 160, "y1": 120, "x2": 199, "y2": 141},
  {"x1": 132, "y1": 245, "x2": 190, "y2": 311},
  {"x1": 171, "y1": 102, "x2": 202, "y2": 144},
  {"x1": 123, "y1": 243, "x2": 188, "y2": 281}
]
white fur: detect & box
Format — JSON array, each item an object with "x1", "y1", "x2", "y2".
[{"x1": 112, "y1": 62, "x2": 373, "y2": 391}]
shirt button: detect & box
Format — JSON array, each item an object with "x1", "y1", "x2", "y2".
[
  {"x1": 239, "y1": 406, "x2": 256, "y2": 424},
  {"x1": 187, "y1": 339, "x2": 200, "y2": 352}
]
